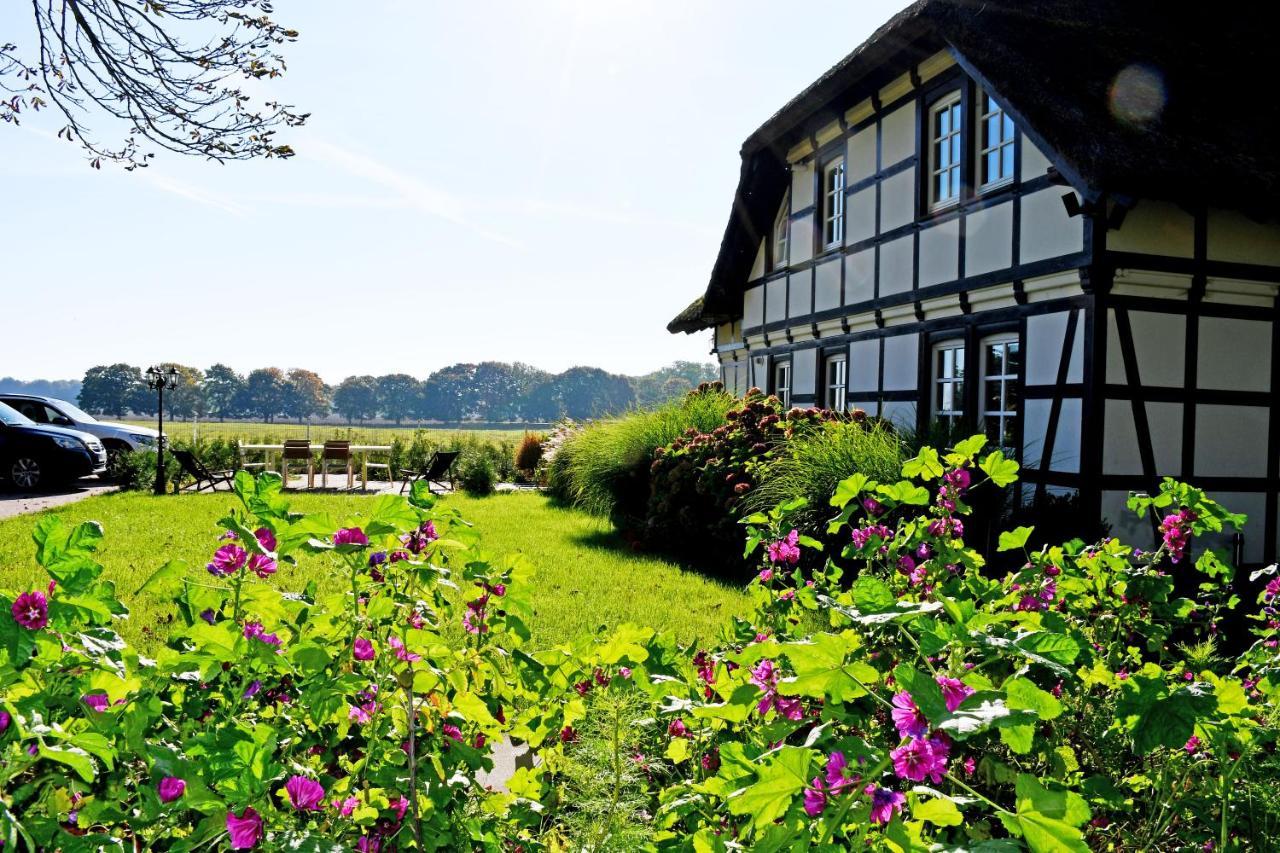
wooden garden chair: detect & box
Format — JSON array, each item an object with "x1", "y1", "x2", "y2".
[
  {"x1": 174, "y1": 449, "x2": 234, "y2": 493},
  {"x1": 361, "y1": 450, "x2": 392, "y2": 492},
  {"x1": 281, "y1": 439, "x2": 314, "y2": 488},
  {"x1": 320, "y1": 440, "x2": 353, "y2": 490},
  {"x1": 399, "y1": 450, "x2": 460, "y2": 495}
]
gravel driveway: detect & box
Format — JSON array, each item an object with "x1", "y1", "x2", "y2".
[{"x1": 0, "y1": 479, "x2": 118, "y2": 520}]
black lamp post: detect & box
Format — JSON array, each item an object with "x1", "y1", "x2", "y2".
[{"x1": 145, "y1": 365, "x2": 178, "y2": 495}]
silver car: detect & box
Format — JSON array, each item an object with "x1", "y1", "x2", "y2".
[{"x1": 0, "y1": 393, "x2": 160, "y2": 474}]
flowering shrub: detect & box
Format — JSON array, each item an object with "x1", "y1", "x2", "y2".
[{"x1": 3, "y1": 438, "x2": 1279, "y2": 850}]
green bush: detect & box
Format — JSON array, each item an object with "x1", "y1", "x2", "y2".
[
  {"x1": 457, "y1": 454, "x2": 497, "y2": 496},
  {"x1": 114, "y1": 449, "x2": 181, "y2": 492},
  {"x1": 559, "y1": 383, "x2": 735, "y2": 523}
]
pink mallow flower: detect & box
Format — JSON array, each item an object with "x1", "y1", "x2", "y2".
[
  {"x1": 226, "y1": 807, "x2": 263, "y2": 849},
  {"x1": 667, "y1": 719, "x2": 691, "y2": 738},
  {"x1": 82, "y1": 693, "x2": 110, "y2": 713},
  {"x1": 333, "y1": 527, "x2": 370, "y2": 547},
  {"x1": 11, "y1": 591, "x2": 48, "y2": 630},
  {"x1": 333, "y1": 796, "x2": 359, "y2": 816},
  {"x1": 353, "y1": 637, "x2": 376, "y2": 661},
  {"x1": 254, "y1": 528, "x2": 276, "y2": 551},
  {"x1": 936, "y1": 676, "x2": 975, "y2": 712},
  {"x1": 285, "y1": 775, "x2": 326, "y2": 810},
  {"x1": 766, "y1": 529, "x2": 801, "y2": 565},
  {"x1": 750, "y1": 659, "x2": 803, "y2": 720},
  {"x1": 157, "y1": 777, "x2": 186, "y2": 803},
  {"x1": 891, "y1": 736, "x2": 949, "y2": 783},
  {"x1": 1185, "y1": 736, "x2": 1202, "y2": 754},
  {"x1": 891, "y1": 691, "x2": 929, "y2": 738},
  {"x1": 206, "y1": 544, "x2": 248, "y2": 577},
  {"x1": 866, "y1": 785, "x2": 907, "y2": 825},
  {"x1": 247, "y1": 553, "x2": 276, "y2": 579}
]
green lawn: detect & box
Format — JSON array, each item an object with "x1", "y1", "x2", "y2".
[{"x1": 0, "y1": 490, "x2": 747, "y2": 651}]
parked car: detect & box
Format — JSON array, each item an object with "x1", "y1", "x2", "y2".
[
  {"x1": 0, "y1": 393, "x2": 159, "y2": 475},
  {"x1": 0, "y1": 401, "x2": 108, "y2": 490}
]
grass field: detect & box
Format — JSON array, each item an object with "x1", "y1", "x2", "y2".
[
  {"x1": 118, "y1": 420, "x2": 532, "y2": 446},
  {"x1": 0, "y1": 490, "x2": 748, "y2": 652}
]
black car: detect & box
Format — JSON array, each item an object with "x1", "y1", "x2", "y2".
[{"x1": 0, "y1": 400, "x2": 108, "y2": 490}]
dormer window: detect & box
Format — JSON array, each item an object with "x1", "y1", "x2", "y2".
[
  {"x1": 979, "y1": 92, "x2": 1016, "y2": 188},
  {"x1": 822, "y1": 158, "x2": 845, "y2": 248},
  {"x1": 773, "y1": 191, "x2": 789, "y2": 270},
  {"x1": 929, "y1": 92, "x2": 962, "y2": 209}
]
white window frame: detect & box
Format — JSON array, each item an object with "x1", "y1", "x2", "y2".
[
  {"x1": 978, "y1": 91, "x2": 1016, "y2": 190},
  {"x1": 932, "y1": 340, "x2": 966, "y2": 426},
  {"x1": 980, "y1": 334, "x2": 1020, "y2": 452},
  {"x1": 773, "y1": 192, "x2": 790, "y2": 270},
  {"x1": 774, "y1": 360, "x2": 792, "y2": 409},
  {"x1": 929, "y1": 92, "x2": 963, "y2": 210},
  {"x1": 824, "y1": 353, "x2": 847, "y2": 412},
  {"x1": 822, "y1": 158, "x2": 845, "y2": 249}
]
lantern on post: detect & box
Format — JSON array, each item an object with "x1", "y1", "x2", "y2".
[{"x1": 145, "y1": 365, "x2": 178, "y2": 495}]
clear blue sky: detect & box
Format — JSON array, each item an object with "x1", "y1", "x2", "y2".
[{"x1": 0, "y1": 0, "x2": 904, "y2": 383}]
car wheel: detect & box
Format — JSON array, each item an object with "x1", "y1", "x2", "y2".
[{"x1": 11, "y1": 456, "x2": 43, "y2": 490}]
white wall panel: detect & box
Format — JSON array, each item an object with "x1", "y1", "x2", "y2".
[
  {"x1": 965, "y1": 202, "x2": 1014, "y2": 276},
  {"x1": 1022, "y1": 398, "x2": 1081, "y2": 472},
  {"x1": 1194, "y1": 405, "x2": 1269, "y2": 478},
  {"x1": 1206, "y1": 210, "x2": 1280, "y2": 266},
  {"x1": 845, "y1": 250, "x2": 875, "y2": 304},
  {"x1": 919, "y1": 219, "x2": 960, "y2": 286},
  {"x1": 881, "y1": 400, "x2": 917, "y2": 429},
  {"x1": 1020, "y1": 137, "x2": 1052, "y2": 180},
  {"x1": 879, "y1": 169, "x2": 915, "y2": 233},
  {"x1": 1101, "y1": 490, "x2": 1156, "y2": 551},
  {"x1": 793, "y1": 347, "x2": 818, "y2": 400},
  {"x1": 1106, "y1": 310, "x2": 1185, "y2": 386},
  {"x1": 788, "y1": 272, "x2": 812, "y2": 318},
  {"x1": 1025, "y1": 311, "x2": 1070, "y2": 385},
  {"x1": 880, "y1": 236, "x2": 914, "y2": 296},
  {"x1": 882, "y1": 333, "x2": 919, "y2": 390},
  {"x1": 1110, "y1": 200, "x2": 1195, "y2": 258},
  {"x1": 814, "y1": 259, "x2": 841, "y2": 313},
  {"x1": 749, "y1": 240, "x2": 766, "y2": 280},
  {"x1": 744, "y1": 285, "x2": 765, "y2": 328},
  {"x1": 1198, "y1": 316, "x2": 1271, "y2": 392},
  {"x1": 880, "y1": 103, "x2": 916, "y2": 167},
  {"x1": 1021, "y1": 187, "x2": 1083, "y2": 263},
  {"x1": 750, "y1": 354, "x2": 771, "y2": 391},
  {"x1": 847, "y1": 187, "x2": 877, "y2": 244},
  {"x1": 1204, "y1": 492, "x2": 1266, "y2": 564},
  {"x1": 791, "y1": 162, "x2": 815, "y2": 212},
  {"x1": 765, "y1": 278, "x2": 787, "y2": 323},
  {"x1": 790, "y1": 214, "x2": 814, "y2": 265},
  {"x1": 849, "y1": 339, "x2": 880, "y2": 392},
  {"x1": 848, "y1": 125, "x2": 877, "y2": 183},
  {"x1": 1102, "y1": 400, "x2": 1182, "y2": 476}
]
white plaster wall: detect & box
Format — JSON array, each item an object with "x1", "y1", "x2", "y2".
[
  {"x1": 1025, "y1": 311, "x2": 1072, "y2": 385},
  {"x1": 1206, "y1": 210, "x2": 1280, "y2": 266},
  {"x1": 881, "y1": 400, "x2": 917, "y2": 429},
  {"x1": 765, "y1": 278, "x2": 787, "y2": 323},
  {"x1": 854, "y1": 400, "x2": 880, "y2": 417},
  {"x1": 846, "y1": 250, "x2": 875, "y2": 304},
  {"x1": 880, "y1": 236, "x2": 914, "y2": 296},
  {"x1": 880, "y1": 103, "x2": 916, "y2": 167},
  {"x1": 848, "y1": 125, "x2": 877, "y2": 183},
  {"x1": 879, "y1": 169, "x2": 915, "y2": 233},
  {"x1": 882, "y1": 333, "x2": 919, "y2": 390},
  {"x1": 1204, "y1": 492, "x2": 1266, "y2": 564},
  {"x1": 1197, "y1": 316, "x2": 1272, "y2": 392},
  {"x1": 1022, "y1": 397, "x2": 1081, "y2": 472},
  {"x1": 792, "y1": 162, "x2": 816, "y2": 212},
  {"x1": 1110, "y1": 200, "x2": 1195, "y2": 258},
  {"x1": 847, "y1": 186, "x2": 877, "y2": 244},
  {"x1": 1105, "y1": 310, "x2": 1185, "y2": 386},
  {"x1": 793, "y1": 347, "x2": 818, "y2": 400},
  {"x1": 744, "y1": 285, "x2": 765, "y2": 328},
  {"x1": 790, "y1": 214, "x2": 815, "y2": 265},
  {"x1": 750, "y1": 354, "x2": 771, "y2": 390},
  {"x1": 1021, "y1": 187, "x2": 1083, "y2": 263},
  {"x1": 965, "y1": 202, "x2": 1014, "y2": 276},
  {"x1": 849, "y1": 339, "x2": 880, "y2": 392},
  {"x1": 1101, "y1": 489, "x2": 1156, "y2": 551},
  {"x1": 788, "y1": 271, "x2": 812, "y2": 318},
  {"x1": 814, "y1": 259, "x2": 841, "y2": 313},
  {"x1": 919, "y1": 219, "x2": 960, "y2": 286},
  {"x1": 1194, "y1": 405, "x2": 1269, "y2": 478},
  {"x1": 1102, "y1": 400, "x2": 1183, "y2": 476},
  {"x1": 749, "y1": 241, "x2": 766, "y2": 281},
  {"x1": 1020, "y1": 137, "x2": 1052, "y2": 181}
]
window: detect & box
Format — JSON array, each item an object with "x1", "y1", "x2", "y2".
[
  {"x1": 773, "y1": 192, "x2": 789, "y2": 269},
  {"x1": 933, "y1": 342, "x2": 965, "y2": 427},
  {"x1": 978, "y1": 92, "x2": 1015, "y2": 188},
  {"x1": 774, "y1": 360, "x2": 792, "y2": 409},
  {"x1": 929, "y1": 92, "x2": 962, "y2": 209},
  {"x1": 822, "y1": 158, "x2": 845, "y2": 248},
  {"x1": 981, "y1": 336, "x2": 1020, "y2": 451},
  {"x1": 823, "y1": 354, "x2": 847, "y2": 411}
]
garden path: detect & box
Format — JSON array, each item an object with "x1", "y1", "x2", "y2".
[{"x1": 0, "y1": 479, "x2": 117, "y2": 519}]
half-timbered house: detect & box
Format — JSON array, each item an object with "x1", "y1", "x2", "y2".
[{"x1": 668, "y1": 0, "x2": 1280, "y2": 563}]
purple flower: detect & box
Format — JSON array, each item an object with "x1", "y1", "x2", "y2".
[
  {"x1": 803, "y1": 779, "x2": 828, "y2": 817},
  {"x1": 242, "y1": 621, "x2": 281, "y2": 647},
  {"x1": 401, "y1": 521, "x2": 438, "y2": 554},
  {"x1": 332, "y1": 795, "x2": 359, "y2": 816},
  {"x1": 891, "y1": 736, "x2": 949, "y2": 783},
  {"x1": 82, "y1": 693, "x2": 110, "y2": 713},
  {"x1": 247, "y1": 554, "x2": 277, "y2": 579},
  {"x1": 207, "y1": 543, "x2": 248, "y2": 577},
  {"x1": 226, "y1": 807, "x2": 263, "y2": 849},
  {"x1": 353, "y1": 637, "x2": 376, "y2": 661},
  {"x1": 368, "y1": 551, "x2": 387, "y2": 567},
  {"x1": 388, "y1": 634, "x2": 420, "y2": 661},
  {"x1": 0, "y1": 711, "x2": 10, "y2": 732},
  {"x1": 442, "y1": 723, "x2": 464, "y2": 743},
  {"x1": 333, "y1": 527, "x2": 369, "y2": 547},
  {"x1": 157, "y1": 777, "x2": 186, "y2": 803},
  {"x1": 199, "y1": 608, "x2": 217, "y2": 625},
  {"x1": 936, "y1": 676, "x2": 975, "y2": 712},
  {"x1": 1185, "y1": 736, "x2": 1201, "y2": 754},
  {"x1": 766, "y1": 529, "x2": 801, "y2": 565},
  {"x1": 891, "y1": 691, "x2": 929, "y2": 738},
  {"x1": 758, "y1": 568, "x2": 774, "y2": 582},
  {"x1": 865, "y1": 785, "x2": 907, "y2": 825},
  {"x1": 11, "y1": 591, "x2": 48, "y2": 630},
  {"x1": 667, "y1": 719, "x2": 690, "y2": 738},
  {"x1": 285, "y1": 775, "x2": 326, "y2": 810},
  {"x1": 356, "y1": 838, "x2": 381, "y2": 853},
  {"x1": 254, "y1": 528, "x2": 277, "y2": 552},
  {"x1": 243, "y1": 680, "x2": 262, "y2": 699}
]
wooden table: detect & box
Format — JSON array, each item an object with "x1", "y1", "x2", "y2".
[{"x1": 238, "y1": 444, "x2": 393, "y2": 490}]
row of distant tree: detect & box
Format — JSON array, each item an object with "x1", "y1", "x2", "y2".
[{"x1": 1, "y1": 362, "x2": 717, "y2": 424}]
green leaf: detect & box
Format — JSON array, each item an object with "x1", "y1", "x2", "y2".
[
  {"x1": 135, "y1": 560, "x2": 189, "y2": 595},
  {"x1": 1004, "y1": 677, "x2": 1064, "y2": 721},
  {"x1": 363, "y1": 494, "x2": 419, "y2": 537},
  {"x1": 1115, "y1": 677, "x2": 1217, "y2": 754},
  {"x1": 979, "y1": 450, "x2": 1021, "y2": 488},
  {"x1": 850, "y1": 576, "x2": 895, "y2": 612},
  {"x1": 40, "y1": 745, "x2": 96, "y2": 782},
  {"x1": 1000, "y1": 723, "x2": 1035, "y2": 754},
  {"x1": 877, "y1": 481, "x2": 931, "y2": 506},
  {"x1": 666, "y1": 737, "x2": 690, "y2": 764},
  {"x1": 894, "y1": 664, "x2": 949, "y2": 722},
  {"x1": 914, "y1": 796, "x2": 963, "y2": 826},
  {"x1": 902, "y1": 447, "x2": 945, "y2": 481},
  {"x1": 1013, "y1": 633, "x2": 1080, "y2": 667},
  {"x1": 830, "y1": 473, "x2": 869, "y2": 508},
  {"x1": 998, "y1": 527, "x2": 1034, "y2": 552},
  {"x1": 1014, "y1": 774, "x2": 1091, "y2": 852},
  {"x1": 821, "y1": 595, "x2": 943, "y2": 625},
  {"x1": 728, "y1": 746, "x2": 811, "y2": 830},
  {"x1": 951, "y1": 435, "x2": 988, "y2": 460},
  {"x1": 777, "y1": 634, "x2": 878, "y2": 702}
]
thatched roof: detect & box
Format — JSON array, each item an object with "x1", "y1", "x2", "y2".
[{"x1": 670, "y1": 0, "x2": 1280, "y2": 333}]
